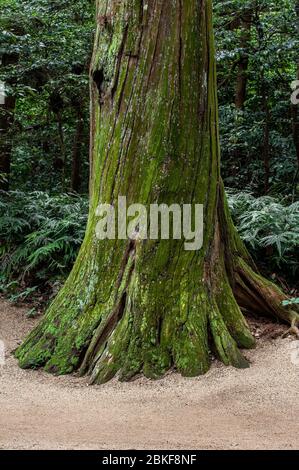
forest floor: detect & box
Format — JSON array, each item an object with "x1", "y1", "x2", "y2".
[{"x1": 0, "y1": 299, "x2": 298, "y2": 450}]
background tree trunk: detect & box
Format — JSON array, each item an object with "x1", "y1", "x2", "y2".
[
  {"x1": 0, "y1": 53, "x2": 18, "y2": 191},
  {"x1": 16, "y1": 0, "x2": 298, "y2": 384}
]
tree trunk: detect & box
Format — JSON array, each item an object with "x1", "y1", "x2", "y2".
[
  {"x1": 292, "y1": 1, "x2": 299, "y2": 171},
  {"x1": 0, "y1": 53, "x2": 18, "y2": 191},
  {"x1": 16, "y1": 0, "x2": 298, "y2": 384},
  {"x1": 257, "y1": 15, "x2": 270, "y2": 193}
]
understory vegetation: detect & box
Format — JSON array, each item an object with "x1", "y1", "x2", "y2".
[{"x1": 0, "y1": 191, "x2": 88, "y2": 303}]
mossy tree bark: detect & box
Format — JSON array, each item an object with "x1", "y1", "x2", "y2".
[{"x1": 16, "y1": 0, "x2": 299, "y2": 384}]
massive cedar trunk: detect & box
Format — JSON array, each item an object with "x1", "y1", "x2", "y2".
[{"x1": 16, "y1": 0, "x2": 298, "y2": 384}]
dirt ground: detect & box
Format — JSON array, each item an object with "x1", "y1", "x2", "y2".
[{"x1": 0, "y1": 299, "x2": 298, "y2": 450}]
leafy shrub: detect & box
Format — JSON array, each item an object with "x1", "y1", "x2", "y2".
[
  {"x1": 0, "y1": 190, "x2": 88, "y2": 299},
  {"x1": 227, "y1": 190, "x2": 299, "y2": 283}
]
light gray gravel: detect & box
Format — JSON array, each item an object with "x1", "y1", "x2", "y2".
[{"x1": 0, "y1": 299, "x2": 298, "y2": 450}]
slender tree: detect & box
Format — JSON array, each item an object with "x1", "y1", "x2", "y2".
[{"x1": 16, "y1": 0, "x2": 299, "y2": 384}]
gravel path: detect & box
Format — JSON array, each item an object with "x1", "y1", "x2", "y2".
[{"x1": 0, "y1": 299, "x2": 298, "y2": 450}]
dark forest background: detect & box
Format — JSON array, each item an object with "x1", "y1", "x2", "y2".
[{"x1": 0, "y1": 0, "x2": 298, "y2": 310}]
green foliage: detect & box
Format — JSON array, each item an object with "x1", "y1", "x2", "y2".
[
  {"x1": 228, "y1": 190, "x2": 299, "y2": 281},
  {"x1": 0, "y1": 190, "x2": 88, "y2": 298},
  {"x1": 0, "y1": 0, "x2": 94, "y2": 192},
  {"x1": 25, "y1": 307, "x2": 39, "y2": 318}
]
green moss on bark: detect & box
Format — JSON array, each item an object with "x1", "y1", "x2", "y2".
[{"x1": 15, "y1": 0, "x2": 297, "y2": 384}]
